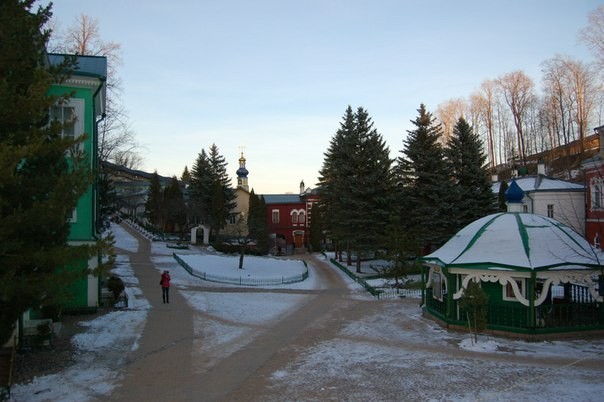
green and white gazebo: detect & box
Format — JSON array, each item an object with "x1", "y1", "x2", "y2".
[{"x1": 420, "y1": 181, "x2": 604, "y2": 336}]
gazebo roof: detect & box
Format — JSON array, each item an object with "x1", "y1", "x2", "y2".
[{"x1": 420, "y1": 213, "x2": 603, "y2": 272}]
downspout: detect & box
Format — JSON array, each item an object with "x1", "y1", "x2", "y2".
[
  {"x1": 92, "y1": 77, "x2": 106, "y2": 305},
  {"x1": 92, "y1": 76, "x2": 106, "y2": 240}
]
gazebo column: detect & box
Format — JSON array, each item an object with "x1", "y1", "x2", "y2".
[{"x1": 528, "y1": 271, "x2": 536, "y2": 330}]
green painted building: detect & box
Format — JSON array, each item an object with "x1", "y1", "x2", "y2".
[{"x1": 47, "y1": 53, "x2": 107, "y2": 310}]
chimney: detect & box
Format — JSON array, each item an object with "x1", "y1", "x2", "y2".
[
  {"x1": 299, "y1": 180, "x2": 305, "y2": 195},
  {"x1": 537, "y1": 160, "x2": 546, "y2": 175}
]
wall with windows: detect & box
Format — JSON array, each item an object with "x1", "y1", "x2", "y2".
[
  {"x1": 584, "y1": 160, "x2": 604, "y2": 247},
  {"x1": 47, "y1": 85, "x2": 96, "y2": 241}
]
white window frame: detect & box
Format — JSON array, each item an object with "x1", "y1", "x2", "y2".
[
  {"x1": 68, "y1": 208, "x2": 77, "y2": 223},
  {"x1": 432, "y1": 272, "x2": 444, "y2": 301},
  {"x1": 272, "y1": 209, "x2": 279, "y2": 224},
  {"x1": 591, "y1": 177, "x2": 604, "y2": 210},
  {"x1": 503, "y1": 278, "x2": 525, "y2": 301},
  {"x1": 50, "y1": 98, "x2": 84, "y2": 140},
  {"x1": 547, "y1": 204, "x2": 554, "y2": 218}
]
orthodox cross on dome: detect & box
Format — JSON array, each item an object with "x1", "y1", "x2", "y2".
[{"x1": 236, "y1": 147, "x2": 249, "y2": 191}]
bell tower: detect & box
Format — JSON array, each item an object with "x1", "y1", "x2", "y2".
[{"x1": 236, "y1": 151, "x2": 249, "y2": 191}]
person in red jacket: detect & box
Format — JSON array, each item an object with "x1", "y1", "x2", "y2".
[{"x1": 160, "y1": 270, "x2": 171, "y2": 304}]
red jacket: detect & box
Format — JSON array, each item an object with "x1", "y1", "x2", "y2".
[{"x1": 160, "y1": 272, "x2": 171, "y2": 288}]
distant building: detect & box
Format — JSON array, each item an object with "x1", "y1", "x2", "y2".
[
  {"x1": 581, "y1": 125, "x2": 604, "y2": 248},
  {"x1": 264, "y1": 181, "x2": 320, "y2": 255},
  {"x1": 492, "y1": 162, "x2": 585, "y2": 236}
]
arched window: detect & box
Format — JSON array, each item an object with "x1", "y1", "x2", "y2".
[
  {"x1": 299, "y1": 211, "x2": 306, "y2": 223},
  {"x1": 292, "y1": 211, "x2": 298, "y2": 223}
]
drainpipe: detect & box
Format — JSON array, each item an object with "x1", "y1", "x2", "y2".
[{"x1": 92, "y1": 77, "x2": 106, "y2": 306}]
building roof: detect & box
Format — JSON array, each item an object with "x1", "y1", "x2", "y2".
[
  {"x1": 492, "y1": 175, "x2": 584, "y2": 194},
  {"x1": 48, "y1": 53, "x2": 107, "y2": 78},
  {"x1": 420, "y1": 212, "x2": 602, "y2": 271},
  {"x1": 263, "y1": 194, "x2": 303, "y2": 204}
]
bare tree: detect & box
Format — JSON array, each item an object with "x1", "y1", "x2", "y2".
[
  {"x1": 470, "y1": 80, "x2": 498, "y2": 168},
  {"x1": 580, "y1": 5, "x2": 604, "y2": 72},
  {"x1": 436, "y1": 98, "x2": 468, "y2": 143},
  {"x1": 496, "y1": 71, "x2": 536, "y2": 164}
]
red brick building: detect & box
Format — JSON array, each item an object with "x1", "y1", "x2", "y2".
[
  {"x1": 263, "y1": 181, "x2": 320, "y2": 255},
  {"x1": 582, "y1": 125, "x2": 604, "y2": 248}
]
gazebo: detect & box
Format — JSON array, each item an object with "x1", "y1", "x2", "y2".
[{"x1": 420, "y1": 181, "x2": 604, "y2": 336}]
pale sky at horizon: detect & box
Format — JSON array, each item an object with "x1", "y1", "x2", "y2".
[{"x1": 50, "y1": 0, "x2": 600, "y2": 194}]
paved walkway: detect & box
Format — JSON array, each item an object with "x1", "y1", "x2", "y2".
[{"x1": 110, "y1": 224, "x2": 351, "y2": 401}]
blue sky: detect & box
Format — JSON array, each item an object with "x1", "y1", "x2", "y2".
[{"x1": 50, "y1": 0, "x2": 599, "y2": 194}]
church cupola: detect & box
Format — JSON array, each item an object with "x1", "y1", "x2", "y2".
[
  {"x1": 236, "y1": 152, "x2": 249, "y2": 191},
  {"x1": 300, "y1": 180, "x2": 305, "y2": 195}
]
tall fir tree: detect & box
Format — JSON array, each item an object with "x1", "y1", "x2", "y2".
[
  {"x1": 319, "y1": 106, "x2": 395, "y2": 271},
  {"x1": 208, "y1": 144, "x2": 236, "y2": 239},
  {"x1": 395, "y1": 104, "x2": 455, "y2": 253},
  {"x1": 318, "y1": 106, "x2": 357, "y2": 263},
  {"x1": 145, "y1": 171, "x2": 164, "y2": 229},
  {"x1": 445, "y1": 117, "x2": 497, "y2": 230},
  {"x1": 308, "y1": 202, "x2": 323, "y2": 252},
  {"x1": 0, "y1": 0, "x2": 96, "y2": 344},
  {"x1": 189, "y1": 145, "x2": 235, "y2": 240},
  {"x1": 347, "y1": 107, "x2": 395, "y2": 272},
  {"x1": 189, "y1": 148, "x2": 213, "y2": 225},
  {"x1": 247, "y1": 190, "x2": 270, "y2": 254},
  {"x1": 163, "y1": 176, "x2": 187, "y2": 237}
]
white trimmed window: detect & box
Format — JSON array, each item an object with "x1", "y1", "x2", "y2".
[
  {"x1": 68, "y1": 208, "x2": 77, "y2": 223},
  {"x1": 432, "y1": 272, "x2": 444, "y2": 301},
  {"x1": 272, "y1": 209, "x2": 279, "y2": 224},
  {"x1": 50, "y1": 99, "x2": 84, "y2": 140},
  {"x1": 503, "y1": 278, "x2": 525, "y2": 301},
  {"x1": 591, "y1": 177, "x2": 604, "y2": 210},
  {"x1": 299, "y1": 211, "x2": 306, "y2": 224},
  {"x1": 292, "y1": 211, "x2": 298, "y2": 223}
]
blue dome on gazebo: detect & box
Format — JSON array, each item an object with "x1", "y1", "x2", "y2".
[{"x1": 505, "y1": 179, "x2": 524, "y2": 203}]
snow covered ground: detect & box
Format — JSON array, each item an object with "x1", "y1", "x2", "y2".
[{"x1": 10, "y1": 224, "x2": 604, "y2": 401}]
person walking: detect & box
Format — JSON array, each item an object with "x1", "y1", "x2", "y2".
[{"x1": 160, "y1": 270, "x2": 171, "y2": 303}]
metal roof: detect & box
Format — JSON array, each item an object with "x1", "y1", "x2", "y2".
[
  {"x1": 48, "y1": 53, "x2": 107, "y2": 78},
  {"x1": 263, "y1": 194, "x2": 303, "y2": 204}
]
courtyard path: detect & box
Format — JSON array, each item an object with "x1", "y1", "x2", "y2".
[
  {"x1": 110, "y1": 224, "x2": 351, "y2": 401},
  {"x1": 109, "y1": 224, "x2": 604, "y2": 402}
]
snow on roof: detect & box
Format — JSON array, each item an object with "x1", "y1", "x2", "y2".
[
  {"x1": 491, "y1": 176, "x2": 584, "y2": 194},
  {"x1": 421, "y1": 213, "x2": 603, "y2": 271}
]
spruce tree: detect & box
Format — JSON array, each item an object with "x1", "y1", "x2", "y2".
[
  {"x1": 0, "y1": 0, "x2": 95, "y2": 345},
  {"x1": 189, "y1": 145, "x2": 235, "y2": 240},
  {"x1": 347, "y1": 107, "x2": 395, "y2": 272},
  {"x1": 145, "y1": 171, "x2": 164, "y2": 229},
  {"x1": 319, "y1": 106, "x2": 395, "y2": 271},
  {"x1": 318, "y1": 106, "x2": 357, "y2": 263},
  {"x1": 164, "y1": 176, "x2": 187, "y2": 238},
  {"x1": 189, "y1": 149, "x2": 213, "y2": 225},
  {"x1": 309, "y1": 202, "x2": 323, "y2": 252},
  {"x1": 247, "y1": 190, "x2": 270, "y2": 254},
  {"x1": 208, "y1": 144, "x2": 236, "y2": 239},
  {"x1": 396, "y1": 104, "x2": 455, "y2": 252},
  {"x1": 446, "y1": 117, "x2": 497, "y2": 230}
]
